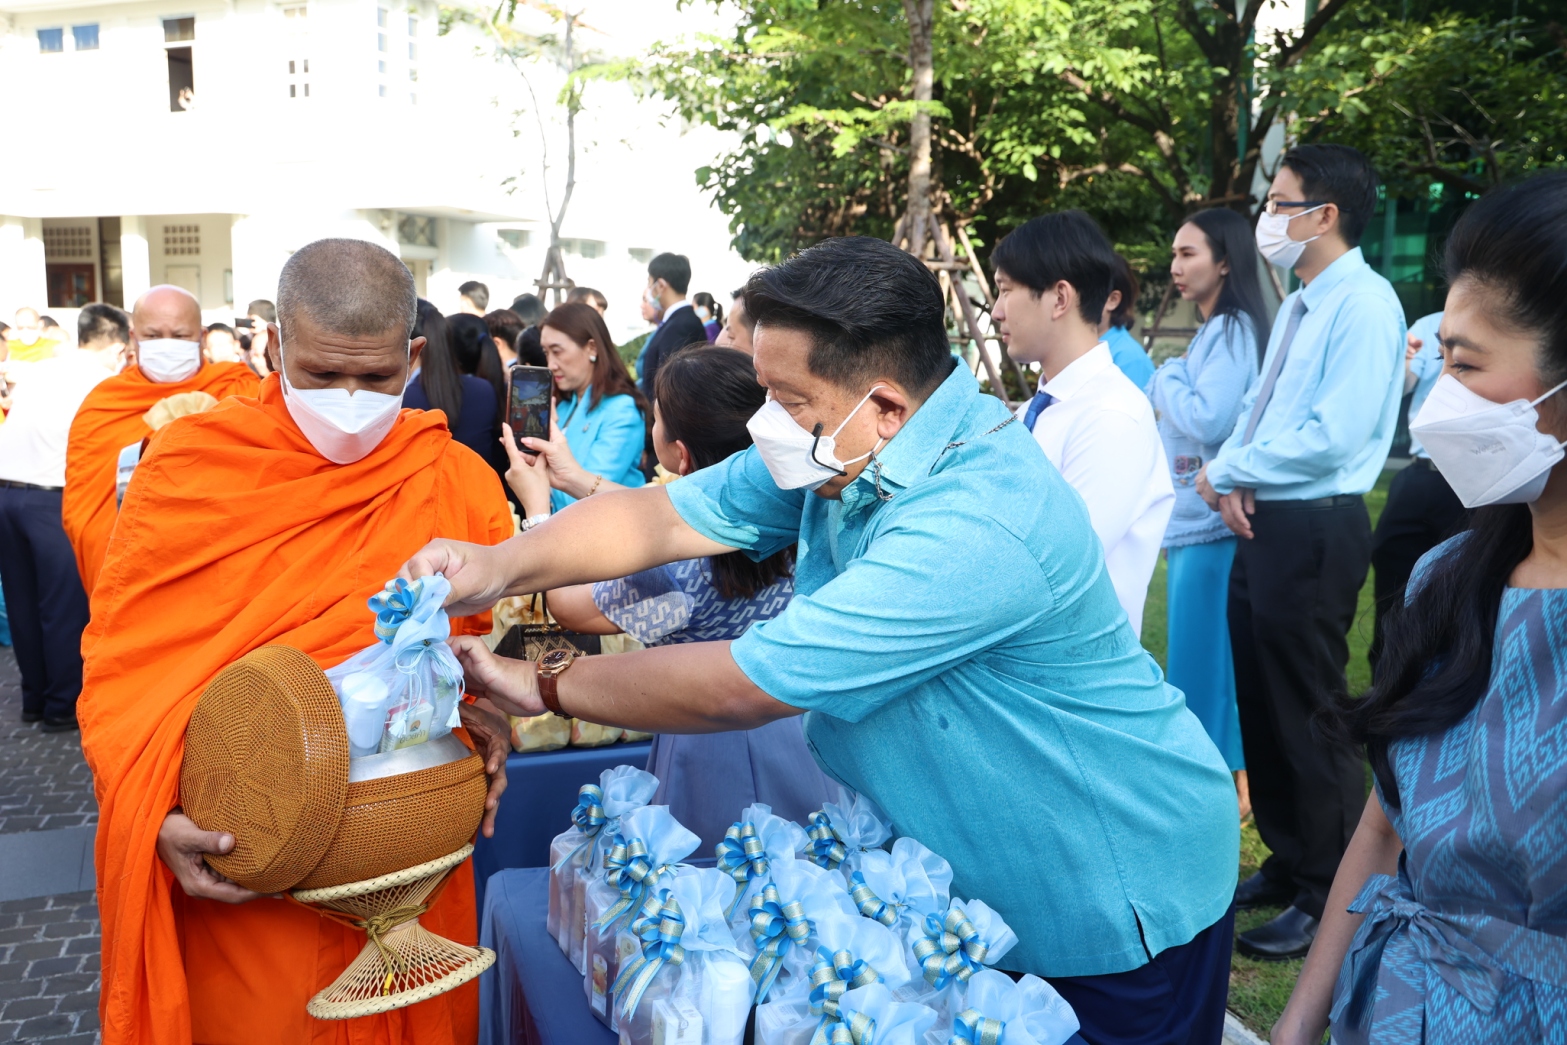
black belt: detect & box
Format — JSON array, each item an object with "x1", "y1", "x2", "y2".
[
  {"x1": 1250, "y1": 493, "x2": 1362, "y2": 513},
  {"x1": 0, "y1": 480, "x2": 63, "y2": 491}
]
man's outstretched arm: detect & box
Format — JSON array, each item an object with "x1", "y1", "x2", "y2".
[
  {"x1": 402, "y1": 485, "x2": 734, "y2": 615},
  {"x1": 451, "y1": 635, "x2": 800, "y2": 734}
]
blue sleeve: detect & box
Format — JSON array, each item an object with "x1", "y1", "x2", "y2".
[
  {"x1": 592, "y1": 563, "x2": 695, "y2": 644},
  {"x1": 580, "y1": 396, "x2": 646, "y2": 488},
  {"x1": 1207, "y1": 292, "x2": 1403, "y2": 491},
  {"x1": 1148, "y1": 318, "x2": 1256, "y2": 447},
  {"x1": 729, "y1": 499, "x2": 1048, "y2": 721},
  {"x1": 665, "y1": 445, "x2": 806, "y2": 560},
  {"x1": 1407, "y1": 312, "x2": 1446, "y2": 415},
  {"x1": 1108, "y1": 327, "x2": 1155, "y2": 390}
]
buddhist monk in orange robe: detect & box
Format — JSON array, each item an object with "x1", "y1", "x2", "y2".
[
  {"x1": 63, "y1": 285, "x2": 259, "y2": 593},
  {"x1": 77, "y1": 240, "x2": 514, "y2": 1045}
]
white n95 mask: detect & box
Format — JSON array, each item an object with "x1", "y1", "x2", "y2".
[
  {"x1": 1254, "y1": 206, "x2": 1325, "y2": 269},
  {"x1": 746, "y1": 385, "x2": 886, "y2": 491},
  {"x1": 137, "y1": 338, "x2": 203, "y2": 383},
  {"x1": 1410, "y1": 373, "x2": 1567, "y2": 507},
  {"x1": 279, "y1": 344, "x2": 407, "y2": 464}
]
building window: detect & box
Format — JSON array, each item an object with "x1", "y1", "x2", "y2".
[
  {"x1": 409, "y1": 92, "x2": 417, "y2": 105},
  {"x1": 378, "y1": 59, "x2": 386, "y2": 74},
  {"x1": 562, "y1": 239, "x2": 605, "y2": 260},
  {"x1": 378, "y1": 84, "x2": 387, "y2": 97},
  {"x1": 407, "y1": 42, "x2": 416, "y2": 60},
  {"x1": 283, "y1": 4, "x2": 306, "y2": 21},
  {"x1": 37, "y1": 27, "x2": 64, "y2": 52},
  {"x1": 627, "y1": 247, "x2": 655, "y2": 265},
  {"x1": 43, "y1": 226, "x2": 94, "y2": 259},
  {"x1": 72, "y1": 24, "x2": 99, "y2": 50},
  {"x1": 498, "y1": 229, "x2": 530, "y2": 249},
  {"x1": 163, "y1": 224, "x2": 201, "y2": 256},
  {"x1": 408, "y1": 15, "x2": 418, "y2": 35},
  {"x1": 377, "y1": 33, "x2": 387, "y2": 51},
  {"x1": 376, "y1": 7, "x2": 387, "y2": 27},
  {"x1": 408, "y1": 67, "x2": 417, "y2": 81},
  {"x1": 163, "y1": 17, "x2": 195, "y2": 42},
  {"x1": 398, "y1": 215, "x2": 436, "y2": 247},
  {"x1": 163, "y1": 17, "x2": 195, "y2": 111}
]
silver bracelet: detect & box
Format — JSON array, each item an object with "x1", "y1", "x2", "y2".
[{"x1": 520, "y1": 513, "x2": 550, "y2": 532}]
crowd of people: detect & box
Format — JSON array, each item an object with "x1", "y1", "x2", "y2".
[{"x1": 0, "y1": 140, "x2": 1561, "y2": 1045}]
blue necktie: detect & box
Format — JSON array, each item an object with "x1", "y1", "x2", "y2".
[{"x1": 1023, "y1": 390, "x2": 1057, "y2": 431}]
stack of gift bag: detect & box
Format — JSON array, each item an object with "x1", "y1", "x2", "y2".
[{"x1": 546, "y1": 768, "x2": 1081, "y2": 1045}]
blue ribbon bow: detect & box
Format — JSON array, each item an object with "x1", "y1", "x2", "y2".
[
  {"x1": 949, "y1": 1008, "x2": 1006, "y2": 1045},
  {"x1": 824, "y1": 1011, "x2": 877, "y2": 1045},
  {"x1": 806, "y1": 811, "x2": 848, "y2": 870},
  {"x1": 591, "y1": 835, "x2": 673, "y2": 933},
  {"x1": 368, "y1": 578, "x2": 423, "y2": 643},
  {"x1": 550, "y1": 784, "x2": 607, "y2": 872},
  {"x1": 747, "y1": 882, "x2": 813, "y2": 1003},
  {"x1": 716, "y1": 821, "x2": 771, "y2": 918},
  {"x1": 808, "y1": 948, "x2": 881, "y2": 1045},
  {"x1": 848, "y1": 871, "x2": 901, "y2": 927},
  {"x1": 613, "y1": 890, "x2": 687, "y2": 1020},
  {"x1": 912, "y1": 908, "x2": 990, "y2": 989}
]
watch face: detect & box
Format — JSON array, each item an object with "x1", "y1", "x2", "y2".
[{"x1": 540, "y1": 649, "x2": 573, "y2": 671}]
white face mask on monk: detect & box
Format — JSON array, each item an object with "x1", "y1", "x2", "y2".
[
  {"x1": 278, "y1": 342, "x2": 407, "y2": 465},
  {"x1": 136, "y1": 338, "x2": 203, "y2": 383}
]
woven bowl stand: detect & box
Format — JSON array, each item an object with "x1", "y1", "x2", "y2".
[{"x1": 291, "y1": 844, "x2": 495, "y2": 1019}]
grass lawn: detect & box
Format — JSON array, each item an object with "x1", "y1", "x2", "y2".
[{"x1": 1140, "y1": 470, "x2": 1393, "y2": 1037}]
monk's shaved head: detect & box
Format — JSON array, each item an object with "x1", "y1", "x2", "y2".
[
  {"x1": 277, "y1": 238, "x2": 416, "y2": 342},
  {"x1": 132, "y1": 285, "x2": 203, "y2": 341}
]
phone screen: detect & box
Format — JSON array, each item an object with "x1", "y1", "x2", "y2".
[{"x1": 507, "y1": 365, "x2": 553, "y2": 450}]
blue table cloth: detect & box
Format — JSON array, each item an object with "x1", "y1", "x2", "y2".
[
  {"x1": 480, "y1": 867, "x2": 616, "y2": 1045},
  {"x1": 472, "y1": 741, "x2": 652, "y2": 914}
]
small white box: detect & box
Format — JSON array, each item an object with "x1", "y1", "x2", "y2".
[{"x1": 651, "y1": 998, "x2": 704, "y2": 1045}]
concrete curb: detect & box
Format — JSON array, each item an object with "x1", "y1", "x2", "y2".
[{"x1": 1224, "y1": 1011, "x2": 1268, "y2": 1045}]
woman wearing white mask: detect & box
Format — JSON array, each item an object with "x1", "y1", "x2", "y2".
[{"x1": 1273, "y1": 171, "x2": 1567, "y2": 1045}]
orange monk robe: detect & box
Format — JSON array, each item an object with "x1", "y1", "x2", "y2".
[
  {"x1": 78, "y1": 375, "x2": 514, "y2": 1045},
  {"x1": 63, "y1": 362, "x2": 259, "y2": 593}
]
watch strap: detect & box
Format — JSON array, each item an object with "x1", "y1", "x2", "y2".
[{"x1": 538, "y1": 668, "x2": 564, "y2": 716}]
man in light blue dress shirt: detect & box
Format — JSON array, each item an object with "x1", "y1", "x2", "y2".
[
  {"x1": 409, "y1": 237, "x2": 1240, "y2": 1043},
  {"x1": 1197, "y1": 144, "x2": 1406, "y2": 960},
  {"x1": 1367, "y1": 311, "x2": 1466, "y2": 669}
]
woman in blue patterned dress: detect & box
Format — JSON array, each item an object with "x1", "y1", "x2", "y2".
[
  {"x1": 504, "y1": 344, "x2": 839, "y2": 850},
  {"x1": 1273, "y1": 173, "x2": 1567, "y2": 1044}
]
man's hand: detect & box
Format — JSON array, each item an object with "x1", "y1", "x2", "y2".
[
  {"x1": 1196, "y1": 464, "x2": 1221, "y2": 510},
  {"x1": 400, "y1": 540, "x2": 513, "y2": 616},
  {"x1": 451, "y1": 635, "x2": 543, "y2": 718},
  {"x1": 458, "y1": 699, "x2": 510, "y2": 838},
  {"x1": 1219, "y1": 488, "x2": 1257, "y2": 540},
  {"x1": 156, "y1": 810, "x2": 262, "y2": 904}
]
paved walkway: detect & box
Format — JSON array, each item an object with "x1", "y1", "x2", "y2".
[{"x1": 0, "y1": 647, "x2": 102, "y2": 1044}]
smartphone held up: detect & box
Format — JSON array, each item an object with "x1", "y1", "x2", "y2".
[{"x1": 507, "y1": 364, "x2": 553, "y2": 452}]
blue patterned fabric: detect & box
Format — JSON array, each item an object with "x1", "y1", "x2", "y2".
[
  {"x1": 591, "y1": 558, "x2": 792, "y2": 646},
  {"x1": 1329, "y1": 584, "x2": 1567, "y2": 1044}
]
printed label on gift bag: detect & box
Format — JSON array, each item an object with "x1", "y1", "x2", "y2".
[
  {"x1": 611, "y1": 931, "x2": 640, "y2": 1032},
  {"x1": 591, "y1": 954, "x2": 608, "y2": 1015}
]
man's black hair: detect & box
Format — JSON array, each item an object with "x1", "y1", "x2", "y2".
[
  {"x1": 205, "y1": 322, "x2": 234, "y2": 336},
  {"x1": 246, "y1": 299, "x2": 277, "y2": 323},
  {"x1": 40, "y1": 315, "x2": 60, "y2": 329},
  {"x1": 510, "y1": 293, "x2": 546, "y2": 326},
  {"x1": 1108, "y1": 254, "x2": 1139, "y2": 328},
  {"x1": 743, "y1": 236, "x2": 952, "y2": 397},
  {"x1": 648, "y1": 252, "x2": 692, "y2": 296},
  {"x1": 1280, "y1": 143, "x2": 1380, "y2": 247},
  {"x1": 79, "y1": 303, "x2": 130, "y2": 347},
  {"x1": 990, "y1": 210, "x2": 1118, "y2": 325},
  {"x1": 458, "y1": 280, "x2": 490, "y2": 311}
]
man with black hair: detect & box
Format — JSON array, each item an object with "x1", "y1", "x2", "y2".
[
  {"x1": 993, "y1": 211, "x2": 1173, "y2": 636},
  {"x1": 509, "y1": 292, "x2": 548, "y2": 367},
  {"x1": 0, "y1": 302, "x2": 129, "y2": 731},
  {"x1": 406, "y1": 235, "x2": 1240, "y2": 1043},
  {"x1": 1197, "y1": 143, "x2": 1406, "y2": 959},
  {"x1": 715, "y1": 287, "x2": 755, "y2": 354},
  {"x1": 458, "y1": 280, "x2": 489, "y2": 316},
  {"x1": 636, "y1": 251, "x2": 707, "y2": 399}
]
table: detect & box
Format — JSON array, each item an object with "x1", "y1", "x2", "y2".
[
  {"x1": 479, "y1": 867, "x2": 617, "y2": 1045},
  {"x1": 471, "y1": 741, "x2": 652, "y2": 913}
]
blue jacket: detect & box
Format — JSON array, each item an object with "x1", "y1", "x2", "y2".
[
  {"x1": 1148, "y1": 313, "x2": 1259, "y2": 547},
  {"x1": 553, "y1": 385, "x2": 646, "y2": 512},
  {"x1": 1106, "y1": 325, "x2": 1155, "y2": 390}
]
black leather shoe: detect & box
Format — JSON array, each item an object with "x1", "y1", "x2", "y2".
[
  {"x1": 1234, "y1": 870, "x2": 1294, "y2": 909},
  {"x1": 39, "y1": 715, "x2": 79, "y2": 734},
  {"x1": 1236, "y1": 905, "x2": 1319, "y2": 961},
  {"x1": 21, "y1": 710, "x2": 43, "y2": 724}
]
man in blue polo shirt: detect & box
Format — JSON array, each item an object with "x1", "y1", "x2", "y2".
[{"x1": 407, "y1": 237, "x2": 1238, "y2": 1043}]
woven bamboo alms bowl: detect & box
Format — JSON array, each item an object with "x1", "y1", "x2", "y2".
[{"x1": 180, "y1": 645, "x2": 494, "y2": 1019}]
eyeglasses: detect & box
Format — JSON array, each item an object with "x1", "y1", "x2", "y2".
[{"x1": 1263, "y1": 199, "x2": 1329, "y2": 217}]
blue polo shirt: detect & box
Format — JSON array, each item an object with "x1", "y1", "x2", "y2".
[{"x1": 665, "y1": 363, "x2": 1237, "y2": 977}]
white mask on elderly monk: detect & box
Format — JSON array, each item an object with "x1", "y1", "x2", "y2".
[
  {"x1": 136, "y1": 338, "x2": 203, "y2": 383},
  {"x1": 279, "y1": 343, "x2": 407, "y2": 464},
  {"x1": 746, "y1": 385, "x2": 886, "y2": 491}
]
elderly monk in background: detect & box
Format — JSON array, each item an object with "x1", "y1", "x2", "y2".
[
  {"x1": 77, "y1": 239, "x2": 514, "y2": 1045},
  {"x1": 62, "y1": 285, "x2": 258, "y2": 593}
]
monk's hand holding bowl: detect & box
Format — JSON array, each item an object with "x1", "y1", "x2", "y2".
[
  {"x1": 157, "y1": 810, "x2": 263, "y2": 904},
  {"x1": 457, "y1": 698, "x2": 511, "y2": 838}
]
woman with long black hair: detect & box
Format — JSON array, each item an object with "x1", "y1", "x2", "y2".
[
  {"x1": 502, "y1": 345, "x2": 838, "y2": 849},
  {"x1": 403, "y1": 300, "x2": 499, "y2": 462},
  {"x1": 1147, "y1": 207, "x2": 1273, "y2": 801},
  {"x1": 1274, "y1": 171, "x2": 1567, "y2": 1044}
]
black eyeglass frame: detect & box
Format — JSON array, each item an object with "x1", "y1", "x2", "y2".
[{"x1": 1263, "y1": 199, "x2": 1330, "y2": 217}]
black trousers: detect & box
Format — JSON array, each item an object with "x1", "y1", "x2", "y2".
[
  {"x1": 1228, "y1": 497, "x2": 1369, "y2": 920},
  {"x1": 1368, "y1": 460, "x2": 1467, "y2": 673},
  {"x1": 0, "y1": 487, "x2": 90, "y2": 721}
]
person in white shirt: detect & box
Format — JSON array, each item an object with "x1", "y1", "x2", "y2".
[
  {"x1": 0, "y1": 303, "x2": 129, "y2": 731},
  {"x1": 991, "y1": 211, "x2": 1174, "y2": 635}
]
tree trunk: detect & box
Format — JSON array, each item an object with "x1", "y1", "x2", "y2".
[{"x1": 903, "y1": 0, "x2": 935, "y2": 257}]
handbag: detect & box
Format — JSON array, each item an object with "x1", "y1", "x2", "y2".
[{"x1": 494, "y1": 593, "x2": 601, "y2": 661}]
